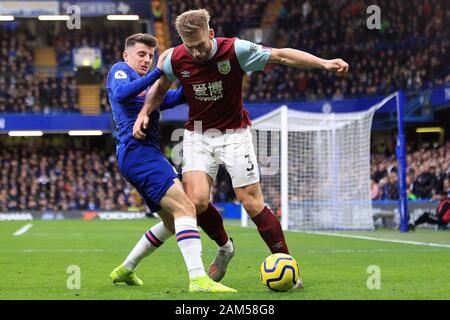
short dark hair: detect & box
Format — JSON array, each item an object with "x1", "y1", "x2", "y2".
[{"x1": 125, "y1": 33, "x2": 158, "y2": 50}]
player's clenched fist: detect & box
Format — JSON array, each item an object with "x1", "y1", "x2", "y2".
[
  {"x1": 133, "y1": 112, "x2": 149, "y2": 139},
  {"x1": 324, "y1": 58, "x2": 349, "y2": 75}
]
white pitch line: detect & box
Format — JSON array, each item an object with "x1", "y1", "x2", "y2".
[
  {"x1": 301, "y1": 231, "x2": 450, "y2": 249},
  {"x1": 13, "y1": 223, "x2": 33, "y2": 236}
]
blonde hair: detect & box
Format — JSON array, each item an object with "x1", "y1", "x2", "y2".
[{"x1": 175, "y1": 9, "x2": 210, "y2": 36}]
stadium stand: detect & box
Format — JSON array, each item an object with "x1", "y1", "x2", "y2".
[
  {"x1": 2, "y1": 1, "x2": 448, "y2": 112},
  {"x1": 371, "y1": 141, "x2": 450, "y2": 200},
  {"x1": 0, "y1": 0, "x2": 449, "y2": 213},
  {"x1": 0, "y1": 25, "x2": 80, "y2": 113},
  {"x1": 53, "y1": 26, "x2": 134, "y2": 68},
  {"x1": 1, "y1": 137, "x2": 448, "y2": 211},
  {"x1": 246, "y1": 0, "x2": 450, "y2": 101},
  {"x1": 166, "y1": 0, "x2": 270, "y2": 45},
  {"x1": 0, "y1": 143, "x2": 143, "y2": 212}
]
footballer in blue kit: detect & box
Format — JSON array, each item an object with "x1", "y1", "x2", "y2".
[
  {"x1": 108, "y1": 33, "x2": 236, "y2": 293},
  {"x1": 107, "y1": 59, "x2": 183, "y2": 213}
]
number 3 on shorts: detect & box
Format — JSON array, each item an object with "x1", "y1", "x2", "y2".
[{"x1": 245, "y1": 154, "x2": 254, "y2": 172}]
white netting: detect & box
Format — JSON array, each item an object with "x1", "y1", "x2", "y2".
[{"x1": 250, "y1": 105, "x2": 382, "y2": 230}]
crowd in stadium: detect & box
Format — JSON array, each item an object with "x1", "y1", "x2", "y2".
[
  {"x1": 53, "y1": 26, "x2": 132, "y2": 68},
  {"x1": 166, "y1": 0, "x2": 269, "y2": 45},
  {"x1": 94, "y1": 0, "x2": 449, "y2": 110},
  {"x1": 371, "y1": 141, "x2": 450, "y2": 201},
  {"x1": 275, "y1": 0, "x2": 447, "y2": 50},
  {"x1": 246, "y1": 0, "x2": 449, "y2": 101},
  {"x1": 0, "y1": 27, "x2": 80, "y2": 113},
  {"x1": 1, "y1": 1, "x2": 448, "y2": 113},
  {"x1": 54, "y1": 26, "x2": 136, "y2": 114},
  {"x1": 1, "y1": 139, "x2": 448, "y2": 212},
  {"x1": 0, "y1": 147, "x2": 143, "y2": 212},
  {"x1": 0, "y1": 1, "x2": 449, "y2": 212}
]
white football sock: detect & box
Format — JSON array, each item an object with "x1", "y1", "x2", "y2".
[
  {"x1": 219, "y1": 238, "x2": 234, "y2": 253},
  {"x1": 123, "y1": 221, "x2": 173, "y2": 271},
  {"x1": 175, "y1": 216, "x2": 206, "y2": 279}
]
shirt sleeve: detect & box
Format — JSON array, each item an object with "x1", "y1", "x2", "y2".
[
  {"x1": 108, "y1": 65, "x2": 162, "y2": 103},
  {"x1": 107, "y1": 65, "x2": 130, "y2": 95},
  {"x1": 160, "y1": 87, "x2": 186, "y2": 111},
  {"x1": 234, "y1": 38, "x2": 271, "y2": 72},
  {"x1": 162, "y1": 50, "x2": 177, "y2": 82}
]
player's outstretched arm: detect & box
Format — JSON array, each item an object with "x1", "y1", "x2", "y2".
[
  {"x1": 133, "y1": 74, "x2": 173, "y2": 139},
  {"x1": 269, "y1": 48, "x2": 349, "y2": 75},
  {"x1": 133, "y1": 48, "x2": 174, "y2": 140},
  {"x1": 111, "y1": 67, "x2": 162, "y2": 103},
  {"x1": 160, "y1": 86, "x2": 186, "y2": 111}
]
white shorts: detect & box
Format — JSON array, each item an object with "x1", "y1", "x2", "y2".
[{"x1": 182, "y1": 127, "x2": 260, "y2": 188}]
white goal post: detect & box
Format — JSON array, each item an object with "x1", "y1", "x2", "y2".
[{"x1": 242, "y1": 94, "x2": 397, "y2": 231}]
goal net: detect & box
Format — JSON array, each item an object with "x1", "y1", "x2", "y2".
[{"x1": 246, "y1": 101, "x2": 387, "y2": 231}]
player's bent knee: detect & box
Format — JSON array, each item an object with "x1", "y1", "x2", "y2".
[
  {"x1": 176, "y1": 197, "x2": 197, "y2": 218},
  {"x1": 160, "y1": 189, "x2": 196, "y2": 218},
  {"x1": 241, "y1": 199, "x2": 264, "y2": 217},
  {"x1": 193, "y1": 199, "x2": 209, "y2": 215},
  {"x1": 185, "y1": 192, "x2": 210, "y2": 214},
  {"x1": 237, "y1": 189, "x2": 265, "y2": 215}
]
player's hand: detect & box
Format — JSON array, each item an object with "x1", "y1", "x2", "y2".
[
  {"x1": 324, "y1": 59, "x2": 349, "y2": 75},
  {"x1": 133, "y1": 112, "x2": 149, "y2": 140}
]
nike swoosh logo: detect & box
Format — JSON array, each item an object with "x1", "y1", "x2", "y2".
[{"x1": 190, "y1": 284, "x2": 210, "y2": 292}]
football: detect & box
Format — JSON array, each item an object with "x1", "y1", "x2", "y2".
[{"x1": 260, "y1": 253, "x2": 300, "y2": 292}]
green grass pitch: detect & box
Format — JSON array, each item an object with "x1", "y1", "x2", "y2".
[{"x1": 1, "y1": 219, "x2": 449, "y2": 300}]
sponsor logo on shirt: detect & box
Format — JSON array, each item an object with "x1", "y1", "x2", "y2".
[{"x1": 192, "y1": 81, "x2": 224, "y2": 102}]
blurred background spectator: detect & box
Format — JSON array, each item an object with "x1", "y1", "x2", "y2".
[
  {"x1": 371, "y1": 141, "x2": 450, "y2": 200},
  {"x1": 0, "y1": 0, "x2": 449, "y2": 212}
]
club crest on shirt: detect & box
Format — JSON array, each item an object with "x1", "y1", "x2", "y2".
[{"x1": 217, "y1": 60, "x2": 231, "y2": 75}]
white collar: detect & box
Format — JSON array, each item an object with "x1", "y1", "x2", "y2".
[{"x1": 207, "y1": 38, "x2": 218, "y2": 60}]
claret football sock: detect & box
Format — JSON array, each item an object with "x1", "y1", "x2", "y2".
[
  {"x1": 251, "y1": 205, "x2": 289, "y2": 254},
  {"x1": 197, "y1": 203, "x2": 230, "y2": 247},
  {"x1": 123, "y1": 221, "x2": 173, "y2": 271},
  {"x1": 175, "y1": 216, "x2": 207, "y2": 279}
]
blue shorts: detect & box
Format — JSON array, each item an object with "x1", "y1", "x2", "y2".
[{"x1": 117, "y1": 141, "x2": 180, "y2": 213}]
